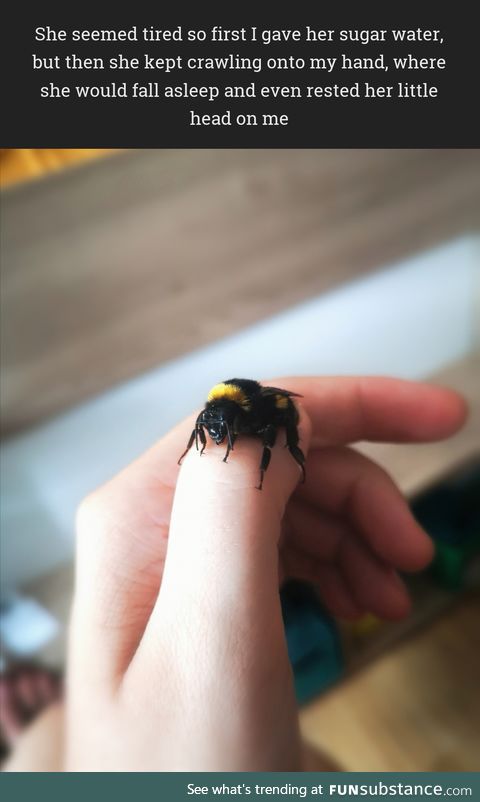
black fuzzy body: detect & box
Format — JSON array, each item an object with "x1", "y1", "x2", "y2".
[{"x1": 178, "y1": 378, "x2": 306, "y2": 490}]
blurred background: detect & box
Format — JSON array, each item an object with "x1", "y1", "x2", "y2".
[{"x1": 1, "y1": 148, "x2": 479, "y2": 770}]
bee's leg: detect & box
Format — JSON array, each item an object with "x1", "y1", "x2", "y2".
[
  {"x1": 285, "y1": 413, "x2": 306, "y2": 483},
  {"x1": 178, "y1": 429, "x2": 196, "y2": 465},
  {"x1": 222, "y1": 425, "x2": 237, "y2": 463},
  {"x1": 198, "y1": 425, "x2": 207, "y2": 456},
  {"x1": 222, "y1": 438, "x2": 237, "y2": 462},
  {"x1": 257, "y1": 424, "x2": 277, "y2": 490}
]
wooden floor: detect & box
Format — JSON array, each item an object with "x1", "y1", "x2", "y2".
[{"x1": 300, "y1": 593, "x2": 480, "y2": 771}]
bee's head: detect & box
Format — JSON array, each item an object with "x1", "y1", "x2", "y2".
[{"x1": 200, "y1": 404, "x2": 234, "y2": 444}]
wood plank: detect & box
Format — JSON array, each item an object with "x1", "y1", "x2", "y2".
[
  {"x1": 300, "y1": 594, "x2": 480, "y2": 771},
  {"x1": 2, "y1": 149, "x2": 480, "y2": 433}
]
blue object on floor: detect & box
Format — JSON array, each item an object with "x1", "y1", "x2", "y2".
[
  {"x1": 411, "y1": 457, "x2": 480, "y2": 590},
  {"x1": 281, "y1": 582, "x2": 343, "y2": 704}
]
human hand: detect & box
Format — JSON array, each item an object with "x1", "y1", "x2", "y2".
[{"x1": 66, "y1": 377, "x2": 466, "y2": 771}]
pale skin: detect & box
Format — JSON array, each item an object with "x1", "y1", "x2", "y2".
[{"x1": 3, "y1": 377, "x2": 467, "y2": 772}]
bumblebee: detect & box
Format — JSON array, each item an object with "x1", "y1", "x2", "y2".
[{"x1": 178, "y1": 378, "x2": 306, "y2": 490}]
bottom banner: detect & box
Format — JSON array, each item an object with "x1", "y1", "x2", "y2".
[{"x1": 1, "y1": 772, "x2": 478, "y2": 801}]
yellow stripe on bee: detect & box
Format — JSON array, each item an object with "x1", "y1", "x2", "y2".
[
  {"x1": 207, "y1": 382, "x2": 248, "y2": 406},
  {"x1": 275, "y1": 394, "x2": 289, "y2": 409}
]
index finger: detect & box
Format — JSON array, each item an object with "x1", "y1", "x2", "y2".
[{"x1": 267, "y1": 376, "x2": 467, "y2": 446}]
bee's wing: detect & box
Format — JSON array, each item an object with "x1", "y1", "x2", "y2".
[{"x1": 260, "y1": 385, "x2": 303, "y2": 399}]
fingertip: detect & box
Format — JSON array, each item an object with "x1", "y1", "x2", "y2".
[
  {"x1": 386, "y1": 508, "x2": 435, "y2": 573},
  {"x1": 403, "y1": 524, "x2": 435, "y2": 572},
  {"x1": 341, "y1": 536, "x2": 413, "y2": 621},
  {"x1": 352, "y1": 470, "x2": 435, "y2": 573},
  {"x1": 362, "y1": 571, "x2": 412, "y2": 622},
  {"x1": 420, "y1": 385, "x2": 469, "y2": 440},
  {"x1": 379, "y1": 570, "x2": 413, "y2": 620},
  {"x1": 314, "y1": 566, "x2": 364, "y2": 621}
]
